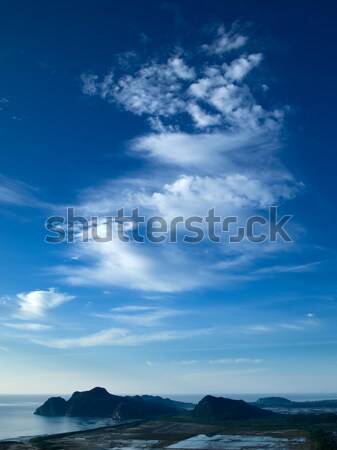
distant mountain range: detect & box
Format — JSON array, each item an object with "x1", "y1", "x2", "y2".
[
  {"x1": 193, "y1": 395, "x2": 276, "y2": 421},
  {"x1": 35, "y1": 387, "x2": 194, "y2": 420},
  {"x1": 254, "y1": 396, "x2": 337, "y2": 409},
  {"x1": 35, "y1": 387, "x2": 279, "y2": 421}
]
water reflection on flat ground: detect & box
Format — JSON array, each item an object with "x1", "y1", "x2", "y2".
[{"x1": 167, "y1": 434, "x2": 306, "y2": 449}]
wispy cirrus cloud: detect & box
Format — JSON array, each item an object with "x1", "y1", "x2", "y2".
[
  {"x1": 55, "y1": 23, "x2": 304, "y2": 293},
  {"x1": 253, "y1": 261, "x2": 321, "y2": 275},
  {"x1": 94, "y1": 305, "x2": 182, "y2": 327},
  {"x1": 201, "y1": 24, "x2": 248, "y2": 54},
  {"x1": 245, "y1": 317, "x2": 320, "y2": 334},
  {"x1": 209, "y1": 358, "x2": 262, "y2": 364},
  {"x1": 172, "y1": 359, "x2": 200, "y2": 365},
  {"x1": 4, "y1": 322, "x2": 52, "y2": 331},
  {"x1": 0, "y1": 175, "x2": 47, "y2": 208},
  {"x1": 110, "y1": 305, "x2": 155, "y2": 312},
  {"x1": 33, "y1": 327, "x2": 212, "y2": 349},
  {"x1": 58, "y1": 228, "x2": 211, "y2": 292}
]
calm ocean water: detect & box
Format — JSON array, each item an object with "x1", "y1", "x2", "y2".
[
  {"x1": 1, "y1": 393, "x2": 337, "y2": 441},
  {"x1": 0, "y1": 395, "x2": 115, "y2": 441}
]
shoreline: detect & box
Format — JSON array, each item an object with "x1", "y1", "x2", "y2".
[
  {"x1": 0, "y1": 420, "x2": 142, "y2": 444},
  {"x1": 0, "y1": 418, "x2": 311, "y2": 450}
]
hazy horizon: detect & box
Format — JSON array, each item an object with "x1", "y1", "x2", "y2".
[{"x1": 2, "y1": 391, "x2": 337, "y2": 400}]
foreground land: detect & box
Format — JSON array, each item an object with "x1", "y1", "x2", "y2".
[
  {"x1": 0, "y1": 418, "x2": 331, "y2": 450},
  {"x1": 4, "y1": 390, "x2": 337, "y2": 449}
]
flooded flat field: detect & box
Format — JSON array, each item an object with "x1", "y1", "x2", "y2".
[
  {"x1": 0, "y1": 420, "x2": 310, "y2": 450},
  {"x1": 167, "y1": 433, "x2": 306, "y2": 449}
]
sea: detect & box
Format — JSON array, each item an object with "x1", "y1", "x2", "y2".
[
  {"x1": 0, "y1": 395, "x2": 115, "y2": 441},
  {"x1": 1, "y1": 393, "x2": 337, "y2": 441}
]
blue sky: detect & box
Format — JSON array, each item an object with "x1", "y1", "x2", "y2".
[{"x1": 1, "y1": 0, "x2": 337, "y2": 395}]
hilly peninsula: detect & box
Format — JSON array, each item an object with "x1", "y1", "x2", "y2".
[
  {"x1": 254, "y1": 396, "x2": 337, "y2": 409},
  {"x1": 35, "y1": 387, "x2": 193, "y2": 420},
  {"x1": 35, "y1": 387, "x2": 277, "y2": 422}
]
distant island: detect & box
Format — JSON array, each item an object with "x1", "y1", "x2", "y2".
[
  {"x1": 192, "y1": 395, "x2": 275, "y2": 420},
  {"x1": 35, "y1": 387, "x2": 194, "y2": 420},
  {"x1": 0, "y1": 388, "x2": 334, "y2": 450},
  {"x1": 254, "y1": 396, "x2": 337, "y2": 409},
  {"x1": 35, "y1": 387, "x2": 278, "y2": 421},
  {"x1": 35, "y1": 388, "x2": 337, "y2": 423}
]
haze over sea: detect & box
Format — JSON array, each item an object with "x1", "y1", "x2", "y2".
[
  {"x1": 1, "y1": 393, "x2": 337, "y2": 441},
  {"x1": 0, "y1": 395, "x2": 114, "y2": 440}
]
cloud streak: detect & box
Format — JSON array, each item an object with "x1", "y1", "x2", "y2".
[
  {"x1": 201, "y1": 24, "x2": 248, "y2": 54},
  {"x1": 16, "y1": 288, "x2": 75, "y2": 319},
  {"x1": 209, "y1": 358, "x2": 262, "y2": 364},
  {"x1": 34, "y1": 327, "x2": 212, "y2": 349},
  {"x1": 4, "y1": 322, "x2": 53, "y2": 331},
  {"x1": 94, "y1": 305, "x2": 183, "y2": 327},
  {"x1": 56, "y1": 22, "x2": 304, "y2": 293},
  {"x1": 0, "y1": 175, "x2": 49, "y2": 209}
]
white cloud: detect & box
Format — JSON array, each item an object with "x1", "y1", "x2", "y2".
[
  {"x1": 111, "y1": 305, "x2": 155, "y2": 313},
  {"x1": 0, "y1": 175, "x2": 47, "y2": 208},
  {"x1": 17, "y1": 288, "x2": 75, "y2": 319},
  {"x1": 58, "y1": 229, "x2": 212, "y2": 292},
  {"x1": 95, "y1": 305, "x2": 182, "y2": 327},
  {"x1": 244, "y1": 319, "x2": 320, "y2": 335},
  {"x1": 137, "y1": 173, "x2": 289, "y2": 220},
  {"x1": 115, "y1": 66, "x2": 182, "y2": 116},
  {"x1": 33, "y1": 327, "x2": 212, "y2": 349},
  {"x1": 187, "y1": 103, "x2": 221, "y2": 128},
  {"x1": 254, "y1": 261, "x2": 321, "y2": 275},
  {"x1": 61, "y1": 22, "x2": 303, "y2": 293},
  {"x1": 57, "y1": 222, "x2": 294, "y2": 293},
  {"x1": 56, "y1": 141, "x2": 299, "y2": 293},
  {"x1": 172, "y1": 360, "x2": 199, "y2": 365},
  {"x1": 0, "y1": 295, "x2": 10, "y2": 305},
  {"x1": 223, "y1": 54, "x2": 263, "y2": 82},
  {"x1": 209, "y1": 358, "x2": 262, "y2": 364},
  {"x1": 279, "y1": 323, "x2": 303, "y2": 331},
  {"x1": 131, "y1": 130, "x2": 278, "y2": 169},
  {"x1": 247, "y1": 325, "x2": 274, "y2": 333},
  {"x1": 81, "y1": 30, "x2": 276, "y2": 133},
  {"x1": 4, "y1": 322, "x2": 52, "y2": 331},
  {"x1": 202, "y1": 25, "x2": 247, "y2": 54},
  {"x1": 167, "y1": 57, "x2": 196, "y2": 80},
  {"x1": 83, "y1": 57, "x2": 195, "y2": 119},
  {"x1": 81, "y1": 73, "x2": 99, "y2": 95}
]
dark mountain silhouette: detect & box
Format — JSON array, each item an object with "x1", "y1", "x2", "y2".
[
  {"x1": 193, "y1": 395, "x2": 276, "y2": 421},
  {"x1": 35, "y1": 396, "x2": 68, "y2": 416},
  {"x1": 137, "y1": 395, "x2": 194, "y2": 410},
  {"x1": 254, "y1": 396, "x2": 337, "y2": 409},
  {"x1": 35, "y1": 387, "x2": 191, "y2": 420}
]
